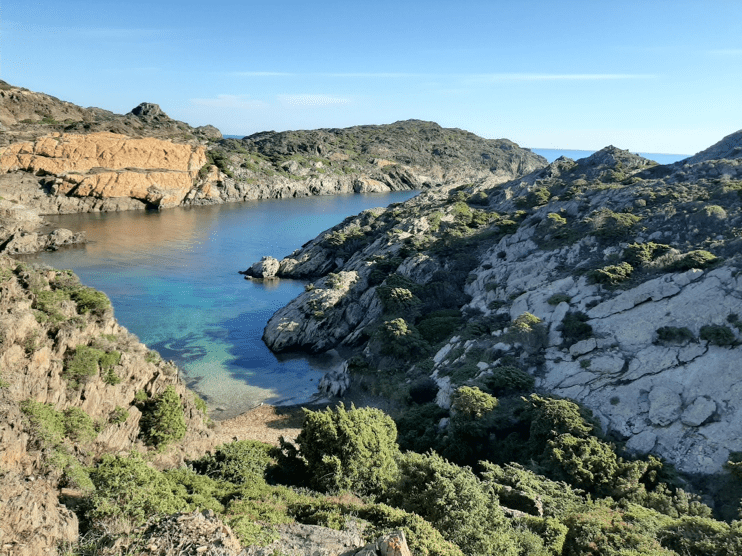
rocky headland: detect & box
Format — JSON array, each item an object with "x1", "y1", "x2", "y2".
[
  {"x1": 4, "y1": 80, "x2": 742, "y2": 555},
  {"x1": 252, "y1": 132, "x2": 742, "y2": 497}
]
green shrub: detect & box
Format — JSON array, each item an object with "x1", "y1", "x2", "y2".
[
  {"x1": 62, "y1": 407, "x2": 97, "y2": 442},
  {"x1": 87, "y1": 452, "x2": 188, "y2": 527},
  {"x1": 21, "y1": 400, "x2": 97, "y2": 444},
  {"x1": 33, "y1": 289, "x2": 69, "y2": 324},
  {"x1": 483, "y1": 365, "x2": 535, "y2": 395},
  {"x1": 588, "y1": 209, "x2": 642, "y2": 240},
  {"x1": 560, "y1": 311, "x2": 593, "y2": 346},
  {"x1": 63, "y1": 345, "x2": 104, "y2": 389},
  {"x1": 547, "y1": 293, "x2": 571, "y2": 306},
  {"x1": 658, "y1": 515, "x2": 742, "y2": 556},
  {"x1": 375, "y1": 318, "x2": 430, "y2": 359},
  {"x1": 588, "y1": 262, "x2": 633, "y2": 285},
  {"x1": 377, "y1": 286, "x2": 421, "y2": 316},
  {"x1": 20, "y1": 399, "x2": 66, "y2": 445},
  {"x1": 562, "y1": 502, "x2": 676, "y2": 556},
  {"x1": 516, "y1": 187, "x2": 551, "y2": 209},
  {"x1": 139, "y1": 386, "x2": 186, "y2": 449},
  {"x1": 667, "y1": 250, "x2": 718, "y2": 271},
  {"x1": 512, "y1": 312, "x2": 542, "y2": 333},
  {"x1": 416, "y1": 311, "x2": 462, "y2": 344},
  {"x1": 482, "y1": 462, "x2": 584, "y2": 518},
  {"x1": 289, "y1": 499, "x2": 465, "y2": 556},
  {"x1": 193, "y1": 440, "x2": 274, "y2": 484},
  {"x1": 295, "y1": 404, "x2": 399, "y2": 496},
  {"x1": 623, "y1": 242, "x2": 671, "y2": 267},
  {"x1": 395, "y1": 402, "x2": 447, "y2": 454},
  {"x1": 513, "y1": 515, "x2": 568, "y2": 556},
  {"x1": 109, "y1": 406, "x2": 129, "y2": 424},
  {"x1": 69, "y1": 286, "x2": 111, "y2": 315},
  {"x1": 452, "y1": 386, "x2": 498, "y2": 418},
  {"x1": 700, "y1": 325, "x2": 736, "y2": 346},
  {"x1": 385, "y1": 451, "x2": 518, "y2": 556},
  {"x1": 656, "y1": 326, "x2": 695, "y2": 344}
]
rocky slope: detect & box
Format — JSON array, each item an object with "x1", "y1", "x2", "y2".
[
  {"x1": 0, "y1": 257, "x2": 423, "y2": 556},
  {"x1": 0, "y1": 256, "x2": 214, "y2": 554},
  {"x1": 0, "y1": 82, "x2": 547, "y2": 216},
  {"x1": 205, "y1": 120, "x2": 546, "y2": 202},
  {"x1": 252, "y1": 134, "x2": 742, "y2": 484}
]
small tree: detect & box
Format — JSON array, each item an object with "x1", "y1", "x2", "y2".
[
  {"x1": 140, "y1": 386, "x2": 186, "y2": 449},
  {"x1": 295, "y1": 403, "x2": 399, "y2": 496}
]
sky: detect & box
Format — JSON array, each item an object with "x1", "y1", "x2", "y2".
[{"x1": 2, "y1": 1, "x2": 742, "y2": 154}]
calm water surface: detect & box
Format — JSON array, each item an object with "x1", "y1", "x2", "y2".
[{"x1": 27, "y1": 192, "x2": 417, "y2": 418}]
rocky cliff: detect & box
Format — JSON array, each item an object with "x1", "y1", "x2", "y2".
[
  {"x1": 253, "y1": 134, "x2": 742, "y2": 484},
  {"x1": 0, "y1": 82, "x2": 547, "y2": 215},
  {"x1": 202, "y1": 120, "x2": 547, "y2": 203},
  {"x1": 0, "y1": 256, "x2": 214, "y2": 554}
]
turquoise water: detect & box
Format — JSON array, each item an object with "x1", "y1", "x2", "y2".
[{"x1": 27, "y1": 192, "x2": 417, "y2": 418}]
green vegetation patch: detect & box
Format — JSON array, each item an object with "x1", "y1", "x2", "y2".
[
  {"x1": 656, "y1": 326, "x2": 695, "y2": 344},
  {"x1": 623, "y1": 242, "x2": 672, "y2": 267},
  {"x1": 588, "y1": 261, "x2": 634, "y2": 285},
  {"x1": 294, "y1": 404, "x2": 399, "y2": 496},
  {"x1": 667, "y1": 250, "x2": 719, "y2": 272},
  {"x1": 138, "y1": 385, "x2": 187, "y2": 449},
  {"x1": 699, "y1": 325, "x2": 736, "y2": 347},
  {"x1": 63, "y1": 345, "x2": 121, "y2": 389},
  {"x1": 587, "y1": 209, "x2": 642, "y2": 240}
]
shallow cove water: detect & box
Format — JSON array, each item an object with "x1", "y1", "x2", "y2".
[{"x1": 26, "y1": 192, "x2": 417, "y2": 419}]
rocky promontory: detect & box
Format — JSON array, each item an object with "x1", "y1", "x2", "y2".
[
  {"x1": 0, "y1": 82, "x2": 547, "y2": 217},
  {"x1": 254, "y1": 134, "x2": 742, "y2": 487}
]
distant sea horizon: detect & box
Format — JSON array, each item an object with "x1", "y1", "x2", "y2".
[{"x1": 222, "y1": 135, "x2": 689, "y2": 166}]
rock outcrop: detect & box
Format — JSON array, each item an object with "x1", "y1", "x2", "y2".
[
  {"x1": 255, "y1": 140, "x2": 742, "y2": 479},
  {"x1": 202, "y1": 120, "x2": 547, "y2": 204},
  {"x1": 0, "y1": 199, "x2": 85, "y2": 255},
  {"x1": 0, "y1": 132, "x2": 209, "y2": 209},
  {"x1": 0, "y1": 256, "x2": 215, "y2": 553}
]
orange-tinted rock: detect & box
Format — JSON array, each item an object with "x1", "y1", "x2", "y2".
[{"x1": 0, "y1": 132, "x2": 206, "y2": 206}]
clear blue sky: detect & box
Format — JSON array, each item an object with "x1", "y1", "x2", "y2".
[{"x1": 3, "y1": 1, "x2": 741, "y2": 154}]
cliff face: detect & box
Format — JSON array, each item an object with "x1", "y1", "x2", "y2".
[
  {"x1": 0, "y1": 131, "x2": 210, "y2": 210},
  {"x1": 254, "y1": 139, "x2": 742, "y2": 479},
  {"x1": 0, "y1": 256, "x2": 214, "y2": 554}
]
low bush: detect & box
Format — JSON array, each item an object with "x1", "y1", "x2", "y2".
[
  {"x1": 483, "y1": 365, "x2": 535, "y2": 395},
  {"x1": 139, "y1": 386, "x2": 186, "y2": 449},
  {"x1": 294, "y1": 404, "x2": 400, "y2": 496},
  {"x1": 667, "y1": 250, "x2": 718, "y2": 271},
  {"x1": 193, "y1": 440, "x2": 274, "y2": 484},
  {"x1": 700, "y1": 325, "x2": 736, "y2": 346},
  {"x1": 588, "y1": 262, "x2": 633, "y2": 285},
  {"x1": 385, "y1": 451, "x2": 518, "y2": 556},
  {"x1": 560, "y1": 311, "x2": 593, "y2": 346},
  {"x1": 656, "y1": 326, "x2": 695, "y2": 344},
  {"x1": 452, "y1": 386, "x2": 498, "y2": 418}
]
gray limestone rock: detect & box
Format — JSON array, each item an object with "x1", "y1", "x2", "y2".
[
  {"x1": 681, "y1": 397, "x2": 717, "y2": 427},
  {"x1": 648, "y1": 385, "x2": 683, "y2": 427}
]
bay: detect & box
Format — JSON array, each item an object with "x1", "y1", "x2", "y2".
[{"x1": 25, "y1": 192, "x2": 417, "y2": 419}]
